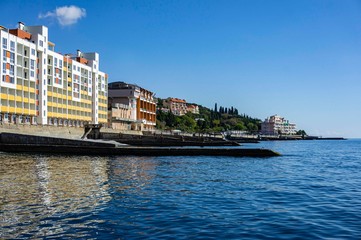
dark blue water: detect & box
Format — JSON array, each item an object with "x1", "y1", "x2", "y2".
[{"x1": 1, "y1": 140, "x2": 361, "y2": 239}]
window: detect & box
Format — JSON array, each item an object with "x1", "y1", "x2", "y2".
[
  {"x1": 10, "y1": 76, "x2": 14, "y2": 83},
  {"x1": 24, "y1": 50, "x2": 27, "y2": 56},
  {"x1": 73, "y1": 65, "x2": 76, "y2": 70},
  {"x1": 10, "y1": 41, "x2": 15, "y2": 51},
  {"x1": 39, "y1": 40, "x2": 43, "y2": 47},
  {"x1": 10, "y1": 53, "x2": 15, "y2": 64},
  {"x1": 2, "y1": 63, "x2": 6, "y2": 74},
  {"x1": 2, "y1": 38, "x2": 7, "y2": 49},
  {"x1": 30, "y1": 60, "x2": 35, "y2": 70},
  {"x1": 2, "y1": 75, "x2": 5, "y2": 82},
  {"x1": 54, "y1": 58, "x2": 57, "y2": 67},
  {"x1": 77, "y1": 67, "x2": 80, "y2": 71},
  {"x1": 59, "y1": 60, "x2": 62, "y2": 68},
  {"x1": 31, "y1": 71, "x2": 34, "y2": 78},
  {"x1": 3, "y1": 50, "x2": 6, "y2": 61},
  {"x1": 10, "y1": 65, "x2": 14, "y2": 75},
  {"x1": 31, "y1": 49, "x2": 35, "y2": 56}
]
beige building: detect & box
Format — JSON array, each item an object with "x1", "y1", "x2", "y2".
[
  {"x1": 108, "y1": 81, "x2": 156, "y2": 131},
  {"x1": 163, "y1": 97, "x2": 188, "y2": 116},
  {"x1": 162, "y1": 98, "x2": 200, "y2": 116},
  {"x1": 187, "y1": 104, "x2": 199, "y2": 114},
  {"x1": 261, "y1": 114, "x2": 297, "y2": 135}
]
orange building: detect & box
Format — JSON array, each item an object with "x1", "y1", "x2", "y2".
[
  {"x1": 137, "y1": 87, "x2": 156, "y2": 130},
  {"x1": 108, "y1": 82, "x2": 156, "y2": 131}
]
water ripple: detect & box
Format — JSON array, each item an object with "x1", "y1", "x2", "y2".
[{"x1": 1, "y1": 140, "x2": 361, "y2": 238}]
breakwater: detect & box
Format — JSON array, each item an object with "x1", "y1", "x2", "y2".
[
  {"x1": 96, "y1": 132, "x2": 240, "y2": 147},
  {"x1": 0, "y1": 132, "x2": 280, "y2": 157}
]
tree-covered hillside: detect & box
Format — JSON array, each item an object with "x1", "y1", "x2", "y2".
[{"x1": 156, "y1": 101, "x2": 262, "y2": 133}]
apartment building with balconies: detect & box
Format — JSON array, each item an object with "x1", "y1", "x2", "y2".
[
  {"x1": 138, "y1": 87, "x2": 156, "y2": 130},
  {"x1": 187, "y1": 104, "x2": 199, "y2": 114},
  {"x1": 108, "y1": 81, "x2": 156, "y2": 131},
  {"x1": 163, "y1": 97, "x2": 188, "y2": 116},
  {"x1": 261, "y1": 114, "x2": 297, "y2": 135},
  {"x1": 0, "y1": 22, "x2": 108, "y2": 127}
]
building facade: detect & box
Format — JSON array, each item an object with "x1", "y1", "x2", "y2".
[
  {"x1": 163, "y1": 97, "x2": 188, "y2": 116},
  {"x1": 138, "y1": 87, "x2": 156, "y2": 130},
  {"x1": 108, "y1": 81, "x2": 156, "y2": 131},
  {"x1": 261, "y1": 115, "x2": 297, "y2": 135},
  {"x1": 0, "y1": 22, "x2": 108, "y2": 127},
  {"x1": 187, "y1": 104, "x2": 199, "y2": 114}
]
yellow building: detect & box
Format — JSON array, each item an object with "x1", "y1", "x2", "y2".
[{"x1": 0, "y1": 22, "x2": 108, "y2": 127}]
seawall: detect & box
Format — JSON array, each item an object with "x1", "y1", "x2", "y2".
[{"x1": 0, "y1": 132, "x2": 280, "y2": 158}]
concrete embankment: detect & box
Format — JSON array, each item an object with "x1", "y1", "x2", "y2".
[
  {"x1": 0, "y1": 124, "x2": 84, "y2": 139},
  {"x1": 0, "y1": 132, "x2": 280, "y2": 157},
  {"x1": 97, "y1": 132, "x2": 240, "y2": 147}
]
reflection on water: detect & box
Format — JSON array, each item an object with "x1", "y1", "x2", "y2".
[
  {"x1": 1, "y1": 141, "x2": 361, "y2": 239},
  {"x1": 0, "y1": 153, "x2": 111, "y2": 239}
]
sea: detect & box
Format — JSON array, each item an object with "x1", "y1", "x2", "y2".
[{"x1": 1, "y1": 139, "x2": 361, "y2": 239}]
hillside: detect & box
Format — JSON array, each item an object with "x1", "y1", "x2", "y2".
[{"x1": 156, "y1": 100, "x2": 262, "y2": 133}]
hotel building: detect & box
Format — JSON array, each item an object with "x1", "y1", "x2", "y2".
[
  {"x1": 187, "y1": 104, "x2": 199, "y2": 114},
  {"x1": 108, "y1": 81, "x2": 156, "y2": 131},
  {"x1": 163, "y1": 97, "x2": 188, "y2": 116},
  {"x1": 0, "y1": 22, "x2": 108, "y2": 127},
  {"x1": 261, "y1": 114, "x2": 297, "y2": 135}
]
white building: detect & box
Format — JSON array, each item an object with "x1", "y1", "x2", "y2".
[
  {"x1": 0, "y1": 22, "x2": 108, "y2": 126},
  {"x1": 261, "y1": 115, "x2": 297, "y2": 135}
]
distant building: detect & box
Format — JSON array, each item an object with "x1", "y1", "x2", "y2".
[
  {"x1": 187, "y1": 104, "x2": 199, "y2": 114},
  {"x1": 108, "y1": 81, "x2": 156, "y2": 131},
  {"x1": 261, "y1": 115, "x2": 297, "y2": 135},
  {"x1": 162, "y1": 97, "x2": 188, "y2": 116}
]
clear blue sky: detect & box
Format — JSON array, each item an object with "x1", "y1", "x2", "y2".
[{"x1": 2, "y1": 0, "x2": 361, "y2": 137}]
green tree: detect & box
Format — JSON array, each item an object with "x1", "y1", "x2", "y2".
[
  {"x1": 235, "y1": 122, "x2": 246, "y2": 131},
  {"x1": 246, "y1": 122, "x2": 258, "y2": 133},
  {"x1": 296, "y1": 130, "x2": 307, "y2": 136}
]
